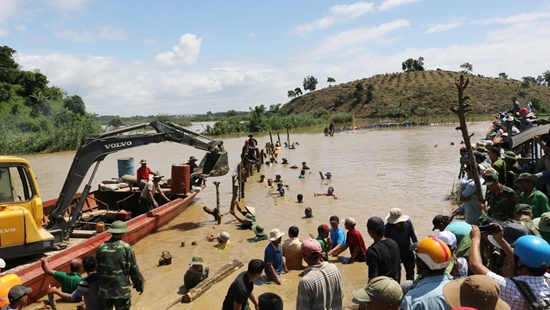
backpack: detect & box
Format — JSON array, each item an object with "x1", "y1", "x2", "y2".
[{"x1": 511, "y1": 278, "x2": 550, "y2": 310}]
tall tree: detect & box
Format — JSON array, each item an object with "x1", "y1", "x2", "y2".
[
  {"x1": 303, "y1": 76, "x2": 318, "y2": 92},
  {"x1": 294, "y1": 87, "x2": 303, "y2": 96},
  {"x1": 402, "y1": 57, "x2": 425, "y2": 72},
  {"x1": 327, "y1": 77, "x2": 336, "y2": 86},
  {"x1": 64, "y1": 95, "x2": 86, "y2": 115},
  {"x1": 0, "y1": 46, "x2": 19, "y2": 83},
  {"x1": 287, "y1": 90, "x2": 296, "y2": 98},
  {"x1": 460, "y1": 62, "x2": 473, "y2": 74},
  {"x1": 542, "y1": 70, "x2": 550, "y2": 86}
]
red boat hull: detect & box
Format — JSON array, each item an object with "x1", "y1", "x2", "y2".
[{"x1": 15, "y1": 190, "x2": 199, "y2": 303}]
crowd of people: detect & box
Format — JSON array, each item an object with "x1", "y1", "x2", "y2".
[{"x1": 4, "y1": 97, "x2": 550, "y2": 309}]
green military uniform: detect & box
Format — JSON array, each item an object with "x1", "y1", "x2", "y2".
[
  {"x1": 509, "y1": 219, "x2": 542, "y2": 237},
  {"x1": 491, "y1": 157, "x2": 507, "y2": 185},
  {"x1": 486, "y1": 184, "x2": 517, "y2": 222},
  {"x1": 520, "y1": 189, "x2": 550, "y2": 219},
  {"x1": 96, "y1": 237, "x2": 144, "y2": 310}
]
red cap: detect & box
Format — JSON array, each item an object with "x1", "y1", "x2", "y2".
[{"x1": 301, "y1": 238, "x2": 322, "y2": 257}]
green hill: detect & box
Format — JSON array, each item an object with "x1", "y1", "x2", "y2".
[{"x1": 282, "y1": 70, "x2": 550, "y2": 118}]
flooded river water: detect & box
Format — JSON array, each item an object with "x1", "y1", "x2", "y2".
[{"x1": 24, "y1": 121, "x2": 489, "y2": 309}]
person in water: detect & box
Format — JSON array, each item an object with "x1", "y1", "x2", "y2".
[{"x1": 314, "y1": 187, "x2": 337, "y2": 199}]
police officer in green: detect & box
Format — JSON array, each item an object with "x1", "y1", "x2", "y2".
[
  {"x1": 96, "y1": 221, "x2": 144, "y2": 310},
  {"x1": 482, "y1": 168, "x2": 518, "y2": 224}
]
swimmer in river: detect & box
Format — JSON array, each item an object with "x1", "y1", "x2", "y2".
[{"x1": 314, "y1": 186, "x2": 337, "y2": 199}]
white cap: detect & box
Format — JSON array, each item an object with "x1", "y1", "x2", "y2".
[{"x1": 0, "y1": 258, "x2": 5, "y2": 269}]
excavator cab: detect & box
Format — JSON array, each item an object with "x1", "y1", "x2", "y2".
[{"x1": 197, "y1": 151, "x2": 229, "y2": 177}]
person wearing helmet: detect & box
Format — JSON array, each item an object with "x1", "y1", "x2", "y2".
[
  {"x1": 400, "y1": 237, "x2": 452, "y2": 310},
  {"x1": 469, "y1": 224, "x2": 550, "y2": 309}
]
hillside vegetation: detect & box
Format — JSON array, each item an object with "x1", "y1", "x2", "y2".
[
  {"x1": 282, "y1": 70, "x2": 550, "y2": 118},
  {"x1": 0, "y1": 46, "x2": 102, "y2": 155}
]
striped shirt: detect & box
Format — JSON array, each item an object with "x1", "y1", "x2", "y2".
[
  {"x1": 486, "y1": 272, "x2": 550, "y2": 310},
  {"x1": 296, "y1": 262, "x2": 343, "y2": 310}
]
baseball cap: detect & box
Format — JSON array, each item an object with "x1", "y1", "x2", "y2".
[
  {"x1": 300, "y1": 238, "x2": 322, "y2": 257},
  {"x1": 432, "y1": 215, "x2": 448, "y2": 231},
  {"x1": 318, "y1": 224, "x2": 330, "y2": 233},
  {"x1": 437, "y1": 231, "x2": 457, "y2": 250},
  {"x1": 367, "y1": 216, "x2": 385, "y2": 233},
  {"x1": 352, "y1": 276, "x2": 403, "y2": 305},
  {"x1": 345, "y1": 217, "x2": 356, "y2": 226},
  {"x1": 8, "y1": 285, "x2": 32, "y2": 304}
]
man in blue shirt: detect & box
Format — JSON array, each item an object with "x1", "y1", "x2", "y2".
[
  {"x1": 264, "y1": 228, "x2": 287, "y2": 285},
  {"x1": 327, "y1": 215, "x2": 346, "y2": 257}
]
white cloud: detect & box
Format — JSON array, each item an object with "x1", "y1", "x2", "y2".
[
  {"x1": 44, "y1": 0, "x2": 90, "y2": 12},
  {"x1": 482, "y1": 11, "x2": 550, "y2": 25},
  {"x1": 295, "y1": 2, "x2": 375, "y2": 36},
  {"x1": 0, "y1": 0, "x2": 18, "y2": 34},
  {"x1": 99, "y1": 26, "x2": 126, "y2": 41},
  {"x1": 53, "y1": 24, "x2": 126, "y2": 42},
  {"x1": 15, "y1": 51, "x2": 284, "y2": 116},
  {"x1": 154, "y1": 34, "x2": 202, "y2": 66},
  {"x1": 378, "y1": 0, "x2": 420, "y2": 11},
  {"x1": 425, "y1": 18, "x2": 465, "y2": 34},
  {"x1": 54, "y1": 28, "x2": 95, "y2": 42},
  {"x1": 314, "y1": 19, "x2": 411, "y2": 56}
]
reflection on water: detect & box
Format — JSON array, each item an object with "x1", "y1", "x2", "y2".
[{"x1": 23, "y1": 122, "x2": 489, "y2": 309}]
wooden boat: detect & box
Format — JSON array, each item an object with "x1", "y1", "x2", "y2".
[{"x1": 14, "y1": 186, "x2": 201, "y2": 303}]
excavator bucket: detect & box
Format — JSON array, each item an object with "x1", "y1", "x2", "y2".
[{"x1": 196, "y1": 151, "x2": 230, "y2": 177}]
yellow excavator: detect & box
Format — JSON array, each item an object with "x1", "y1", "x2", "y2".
[{"x1": 0, "y1": 121, "x2": 229, "y2": 259}]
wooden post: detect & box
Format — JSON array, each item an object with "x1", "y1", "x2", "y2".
[
  {"x1": 230, "y1": 174, "x2": 239, "y2": 211},
  {"x1": 269, "y1": 131, "x2": 274, "y2": 150},
  {"x1": 214, "y1": 181, "x2": 221, "y2": 224},
  {"x1": 277, "y1": 132, "x2": 281, "y2": 145},
  {"x1": 450, "y1": 75, "x2": 484, "y2": 204},
  {"x1": 240, "y1": 166, "x2": 246, "y2": 199},
  {"x1": 287, "y1": 127, "x2": 290, "y2": 146},
  {"x1": 260, "y1": 149, "x2": 265, "y2": 164}
]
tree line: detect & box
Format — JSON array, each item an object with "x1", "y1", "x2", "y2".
[{"x1": 0, "y1": 45, "x2": 101, "y2": 154}]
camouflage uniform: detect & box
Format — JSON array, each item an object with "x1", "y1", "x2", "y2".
[
  {"x1": 96, "y1": 237, "x2": 144, "y2": 310},
  {"x1": 485, "y1": 184, "x2": 518, "y2": 223},
  {"x1": 509, "y1": 219, "x2": 542, "y2": 238}
]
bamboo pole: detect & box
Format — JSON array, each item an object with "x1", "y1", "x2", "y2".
[
  {"x1": 277, "y1": 132, "x2": 281, "y2": 145},
  {"x1": 269, "y1": 131, "x2": 274, "y2": 150},
  {"x1": 450, "y1": 75, "x2": 484, "y2": 204}
]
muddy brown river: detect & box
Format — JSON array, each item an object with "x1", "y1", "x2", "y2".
[{"x1": 24, "y1": 122, "x2": 489, "y2": 309}]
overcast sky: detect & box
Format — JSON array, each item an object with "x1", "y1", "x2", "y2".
[{"x1": 2, "y1": 0, "x2": 549, "y2": 117}]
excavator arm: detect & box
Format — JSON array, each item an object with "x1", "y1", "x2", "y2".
[{"x1": 46, "y1": 121, "x2": 228, "y2": 241}]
